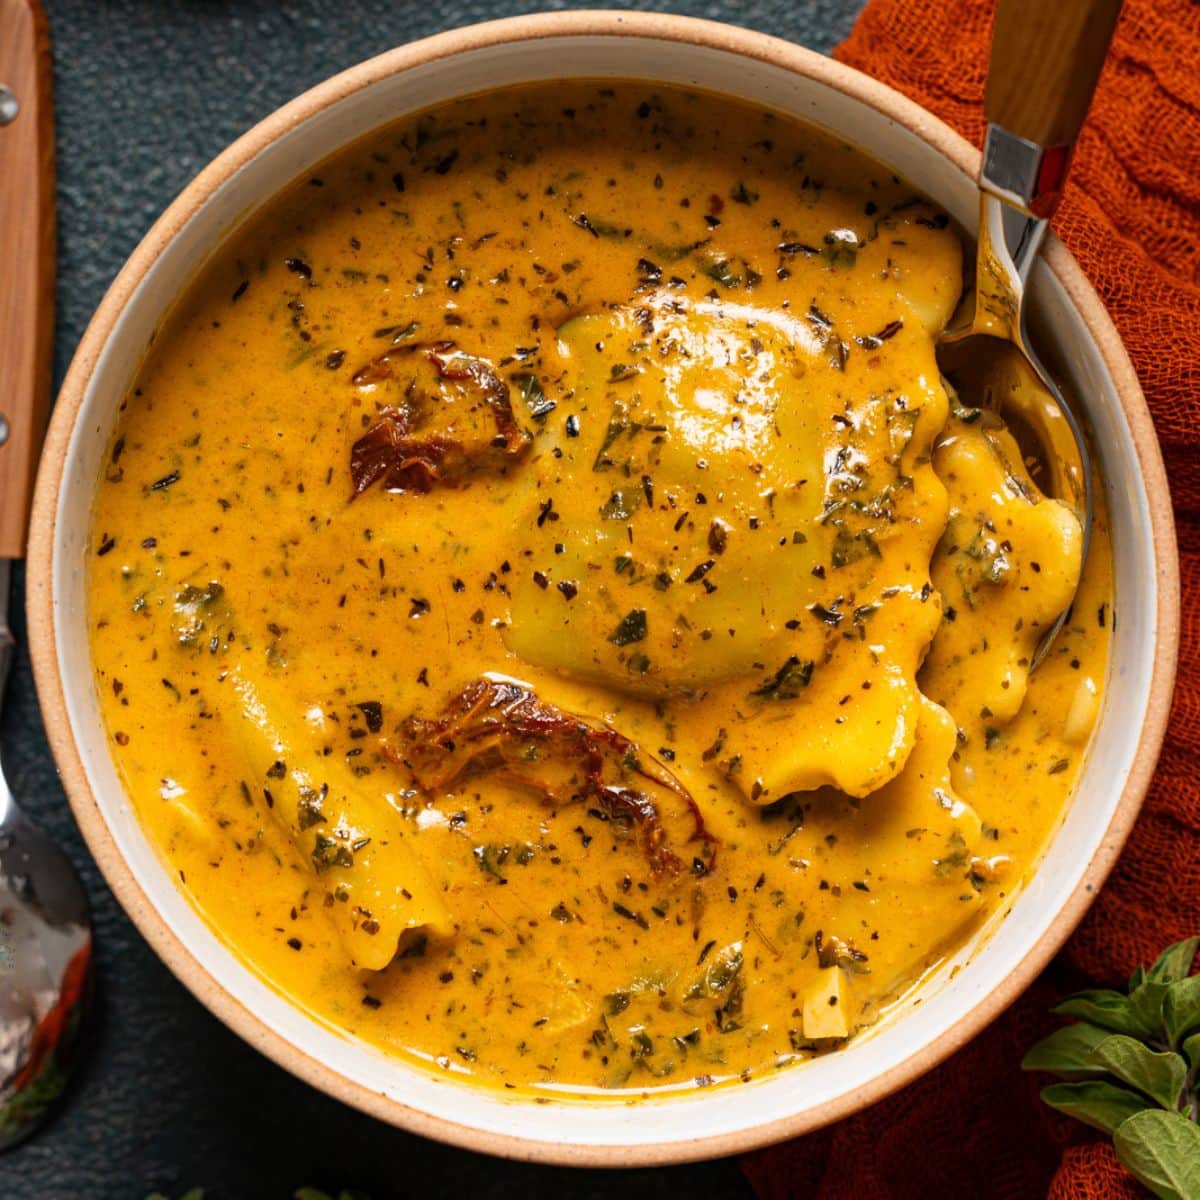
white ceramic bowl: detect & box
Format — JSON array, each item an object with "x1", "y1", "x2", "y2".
[{"x1": 28, "y1": 11, "x2": 1178, "y2": 1166}]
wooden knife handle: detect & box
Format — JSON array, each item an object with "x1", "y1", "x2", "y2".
[
  {"x1": 0, "y1": 0, "x2": 54, "y2": 559},
  {"x1": 985, "y1": 0, "x2": 1123, "y2": 149}
]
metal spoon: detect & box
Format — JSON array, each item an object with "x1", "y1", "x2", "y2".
[
  {"x1": 937, "y1": 0, "x2": 1123, "y2": 666},
  {"x1": 0, "y1": 559, "x2": 93, "y2": 1151},
  {"x1": 0, "y1": 0, "x2": 94, "y2": 1150}
]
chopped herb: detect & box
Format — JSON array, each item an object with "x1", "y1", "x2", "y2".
[
  {"x1": 808, "y1": 602, "x2": 842, "y2": 627},
  {"x1": 515, "y1": 373, "x2": 555, "y2": 419},
  {"x1": 296, "y1": 786, "x2": 326, "y2": 831},
  {"x1": 751, "y1": 655, "x2": 815, "y2": 700},
  {"x1": 612, "y1": 902, "x2": 649, "y2": 930},
  {"x1": 600, "y1": 488, "x2": 643, "y2": 520},
  {"x1": 701, "y1": 257, "x2": 743, "y2": 288},
  {"x1": 355, "y1": 701, "x2": 383, "y2": 733},
  {"x1": 609, "y1": 609, "x2": 648, "y2": 646},
  {"x1": 149, "y1": 470, "x2": 181, "y2": 492},
  {"x1": 311, "y1": 833, "x2": 353, "y2": 874}
]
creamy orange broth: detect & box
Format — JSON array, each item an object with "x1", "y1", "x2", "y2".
[{"x1": 87, "y1": 83, "x2": 1111, "y2": 1096}]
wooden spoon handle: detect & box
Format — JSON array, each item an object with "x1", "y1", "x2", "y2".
[
  {"x1": 985, "y1": 0, "x2": 1123, "y2": 149},
  {"x1": 0, "y1": 0, "x2": 54, "y2": 559}
]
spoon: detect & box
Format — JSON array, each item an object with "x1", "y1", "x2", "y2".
[
  {"x1": 0, "y1": 563, "x2": 93, "y2": 1151},
  {"x1": 937, "y1": 0, "x2": 1123, "y2": 666},
  {"x1": 0, "y1": 0, "x2": 93, "y2": 1150}
]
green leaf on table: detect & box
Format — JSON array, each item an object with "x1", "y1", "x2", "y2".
[
  {"x1": 1147, "y1": 937, "x2": 1200, "y2": 985},
  {"x1": 1129, "y1": 980, "x2": 1172, "y2": 1039},
  {"x1": 1087, "y1": 1035, "x2": 1187, "y2": 1110},
  {"x1": 1022, "y1": 1022, "x2": 1112, "y2": 1079},
  {"x1": 1163, "y1": 973, "x2": 1200, "y2": 1047},
  {"x1": 1055, "y1": 989, "x2": 1159, "y2": 1039},
  {"x1": 1113, "y1": 1109, "x2": 1200, "y2": 1200},
  {"x1": 1041, "y1": 1080, "x2": 1152, "y2": 1134},
  {"x1": 1182, "y1": 1031, "x2": 1200, "y2": 1069}
]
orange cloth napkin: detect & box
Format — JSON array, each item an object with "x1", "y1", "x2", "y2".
[{"x1": 741, "y1": 1, "x2": 1200, "y2": 1195}]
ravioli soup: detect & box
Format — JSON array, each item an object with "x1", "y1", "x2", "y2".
[{"x1": 88, "y1": 82, "x2": 1109, "y2": 1096}]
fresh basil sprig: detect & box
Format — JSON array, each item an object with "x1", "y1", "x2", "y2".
[{"x1": 1023, "y1": 937, "x2": 1200, "y2": 1199}]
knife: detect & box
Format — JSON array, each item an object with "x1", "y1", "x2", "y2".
[{"x1": 0, "y1": 0, "x2": 54, "y2": 560}]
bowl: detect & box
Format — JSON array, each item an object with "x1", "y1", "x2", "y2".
[{"x1": 27, "y1": 11, "x2": 1179, "y2": 1166}]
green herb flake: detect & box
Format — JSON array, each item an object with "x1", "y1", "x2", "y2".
[
  {"x1": 610, "y1": 609, "x2": 648, "y2": 646},
  {"x1": 515, "y1": 373, "x2": 555, "y2": 419},
  {"x1": 311, "y1": 832, "x2": 354, "y2": 874},
  {"x1": 600, "y1": 488, "x2": 643, "y2": 520},
  {"x1": 751, "y1": 656, "x2": 814, "y2": 700}
]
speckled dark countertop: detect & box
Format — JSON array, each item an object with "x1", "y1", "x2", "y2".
[{"x1": 3, "y1": 3, "x2": 864, "y2": 1196}]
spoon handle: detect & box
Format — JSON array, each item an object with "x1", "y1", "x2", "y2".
[
  {"x1": 0, "y1": 0, "x2": 54, "y2": 560},
  {"x1": 982, "y1": 0, "x2": 1122, "y2": 217}
]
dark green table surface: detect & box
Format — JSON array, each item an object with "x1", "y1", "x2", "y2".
[{"x1": 4, "y1": 2, "x2": 864, "y2": 1196}]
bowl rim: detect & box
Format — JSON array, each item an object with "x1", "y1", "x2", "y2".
[{"x1": 26, "y1": 8, "x2": 1180, "y2": 1167}]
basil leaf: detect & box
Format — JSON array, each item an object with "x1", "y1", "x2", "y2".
[
  {"x1": 1113, "y1": 1109, "x2": 1200, "y2": 1200},
  {"x1": 1182, "y1": 1031, "x2": 1200, "y2": 1069},
  {"x1": 1129, "y1": 964, "x2": 1148, "y2": 992},
  {"x1": 1021, "y1": 1022, "x2": 1112, "y2": 1079},
  {"x1": 1055, "y1": 989, "x2": 1159, "y2": 1039},
  {"x1": 1147, "y1": 937, "x2": 1200, "y2": 985},
  {"x1": 1163, "y1": 973, "x2": 1200, "y2": 1047},
  {"x1": 1129, "y1": 980, "x2": 1172, "y2": 1041},
  {"x1": 1087, "y1": 1034, "x2": 1188, "y2": 1110},
  {"x1": 1041, "y1": 1080, "x2": 1152, "y2": 1134}
]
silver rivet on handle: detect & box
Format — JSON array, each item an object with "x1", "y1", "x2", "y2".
[{"x1": 0, "y1": 85, "x2": 19, "y2": 126}]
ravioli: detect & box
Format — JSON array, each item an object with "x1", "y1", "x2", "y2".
[
  {"x1": 921, "y1": 409, "x2": 1083, "y2": 725},
  {"x1": 506, "y1": 296, "x2": 830, "y2": 694},
  {"x1": 229, "y1": 665, "x2": 452, "y2": 970},
  {"x1": 507, "y1": 290, "x2": 952, "y2": 801}
]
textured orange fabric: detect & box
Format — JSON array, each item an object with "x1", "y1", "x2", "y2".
[{"x1": 741, "y1": 1, "x2": 1200, "y2": 1195}]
